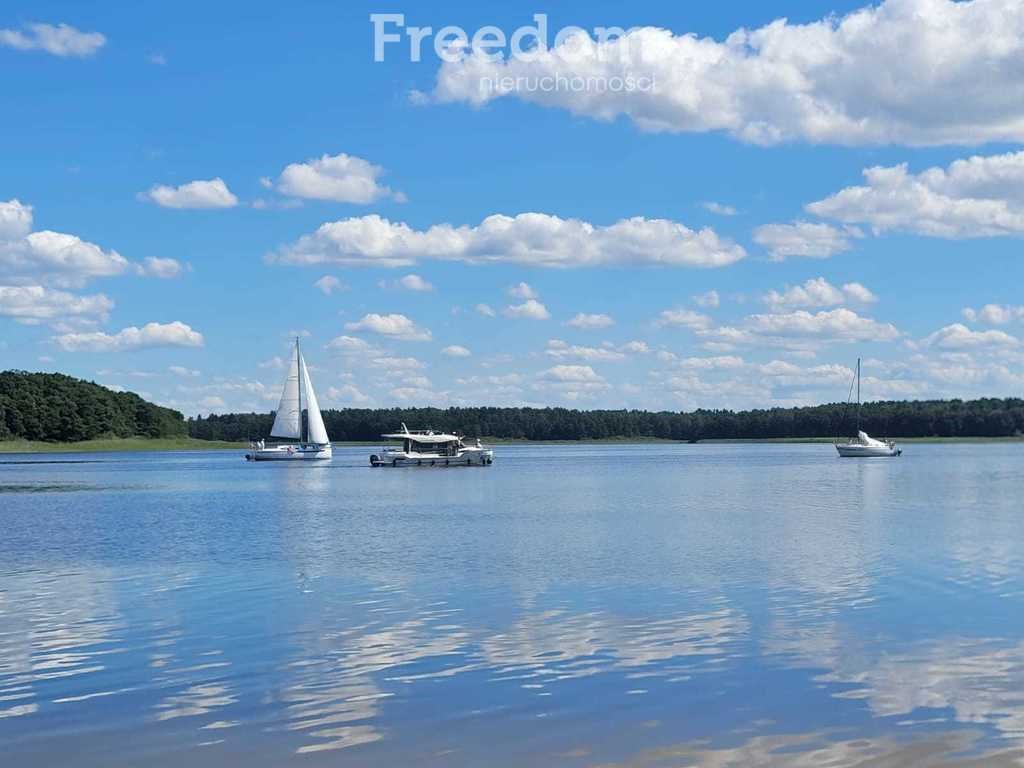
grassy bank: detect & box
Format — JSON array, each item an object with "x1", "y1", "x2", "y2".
[{"x1": 0, "y1": 437, "x2": 245, "y2": 453}]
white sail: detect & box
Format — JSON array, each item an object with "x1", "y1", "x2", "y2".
[
  {"x1": 270, "y1": 348, "x2": 301, "y2": 439},
  {"x1": 857, "y1": 430, "x2": 888, "y2": 449},
  {"x1": 300, "y1": 354, "x2": 329, "y2": 445}
]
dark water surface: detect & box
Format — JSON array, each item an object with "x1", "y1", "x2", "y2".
[{"x1": 2, "y1": 443, "x2": 1024, "y2": 766}]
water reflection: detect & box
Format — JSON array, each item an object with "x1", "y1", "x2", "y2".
[{"x1": 1, "y1": 444, "x2": 1024, "y2": 766}]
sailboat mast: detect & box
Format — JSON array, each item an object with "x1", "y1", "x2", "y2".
[
  {"x1": 296, "y1": 337, "x2": 304, "y2": 444},
  {"x1": 856, "y1": 357, "x2": 861, "y2": 432}
]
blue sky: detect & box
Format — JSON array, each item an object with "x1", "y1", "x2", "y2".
[{"x1": 2, "y1": 0, "x2": 1023, "y2": 415}]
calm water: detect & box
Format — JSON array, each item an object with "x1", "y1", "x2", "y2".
[{"x1": 2, "y1": 443, "x2": 1024, "y2": 766}]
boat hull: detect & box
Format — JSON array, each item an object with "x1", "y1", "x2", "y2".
[
  {"x1": 370, "y1": 449, "x2": 493, "y2": 467},
  {"x1": 835, "y1": 443, "x2": 901, "y2": 458},
  {"x1": 246, "y1": 444, "x2": 332, "y2": 461}
]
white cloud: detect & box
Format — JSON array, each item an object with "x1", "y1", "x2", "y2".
[
  {"x1": 545, "y1": 339, "x2": 625, "y2": 362},
  {"x1": 143, "y1": 178, "x2": 238, "y2": 209},
  {"x1": 619, "y1": 340, "x2": 650, "y2": 354},
  {"x1": 507, "y1": 281, "x2": 538, "y2": 299},
  {"x1": 325, "y1": 334, "x2": 374, "y2": 353},
  {"x1": 567, "y1": 312, "x2": 614, "y2": 329},
  {"x1": 344, "y1": 313, "x2": 432, "y2": 341},
  {"x1": 314, "y1": 275, "x2": 345, "y2": 295},
  {"x1": 274, "y1": 212, "x2": 745, "y2": 269},
  {"x1": 503, "y1": 299, "x2": 550, "y2": 320},
  {"x1": 138, "y1": 256, "x2": 184, "y2": 278},
  {"x1": 199, "y1": 395, "x2": 226, "y2": 409},
  {"x1": 540, "y1": 365, "x2": 606, "y2": 384},
  {"x1": 273, "y1": 152, "x2": 403, "y2": 204},
  {"x1": 763, "y1": 277, "x2": 878, "y2": 310},
  {"x1": 692, "y1": 290, "x2": 720, "y2": 308},
  {"x1": 327, "y1": 384, "x2": 370, "y2": 404},
  {"x1": 807, "y1": 151, "x2": 1024, "y2": 238},
  {"x1": 674, "y1": 355, "x2": 746, "y2": 370},
  {"x1": 54, "y1": 320, "x2": 204, "y2": 352},
  {"x1": 742, "y1": 308, "x2": 901, "y2": 342},
  {"x1": 475, "y1": 303, "x2": 497, "y2": 317},
  {"x1": 381, "y1": 273, "x2": 434, "y2": 292},
  {"x1": 922, "y1": 323, "x2": 1020, "y2": 350},
  {"x1": 702, "y1": 202, "x2": 737, "y2": 217},
  {"x1": 370, "y1": 355, "x2": 425, "y2": 371},
  {"x1": 753, "y1": 221, "x2": 860, "y2": 261},
  {"x1": 258, "y1": 355, "x2": 287, "y2": 369},
  {"x1": 169, "y1": 365, "x2": 200, "y2": 377},
  {"x1": 0, "y1": 285, "x2": 112, "y2": 326},
  {"x1": 0, "y1": 22, "x2": 106, "y2": 58},
  {"x1": 655, "y1": 309, "x2": 712, "y2": 330},
  {"x1": 0, "y1": 200, "x2": 131, "y2": 285},
  {"x1": 430, "y1": 0, "x2": 1024, "y2": 146},
  {"x1": 0, "y1": 199, "x2": 32, "y2": 240},
  {"x1": 962, "y1": 304, "x2": 1024, "y2": 325},
  {"x1": 441, "y1": 345, "x2": 472, "y2": 357}
]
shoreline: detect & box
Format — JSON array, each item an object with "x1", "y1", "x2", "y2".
[{"x1": 2, "y1": 435, "x2": 1023, "y2": 454}]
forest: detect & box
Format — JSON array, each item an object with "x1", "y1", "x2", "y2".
[
  {"x1": 3, "y1": 370, "x2": 1022, "y2": 444},
  {"x1": 187, "y1": 398, "x2": 1024, "y2": 443},
  {"x1": 0, "y1": 371, "x2": 187, "y2": 442}
]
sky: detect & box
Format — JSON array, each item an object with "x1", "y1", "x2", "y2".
[{"x1": 2, "y1": 0, "x2": 1024, "y2": 417}]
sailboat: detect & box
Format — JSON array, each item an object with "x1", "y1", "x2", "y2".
[
  {"x1": 246, "y1": 338, "x2": 332, "y2": 461},
  {"x1": 835, "y1": 358, "x2": 901, "y2": 458}
]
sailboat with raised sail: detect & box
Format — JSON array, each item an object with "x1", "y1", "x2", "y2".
[
  {"x1": 835, "y1": 358, "x2": 901, "y2": 458},
  {"x1": 246, "y1": 338, "x2": 332, "y2": 461}
]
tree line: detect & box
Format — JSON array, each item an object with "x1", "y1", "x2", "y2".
[
  {"x1": 187, "y1": 398, "x2": 1024, "y2": 442},
  {"x1": 0, "y1": 371, "x2": 187, "y2": 442},
  {"x1": 3, "y1": 369, "x2": 1021, "y2": 444}
]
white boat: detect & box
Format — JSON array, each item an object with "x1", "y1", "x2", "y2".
[
  {"x1": 370, "y1": 424, "x2": 493, "y2": 467},
  {"x1": 246, "y1": 338, "x2": 332, "y2": 462},
  {"x1": 835, "y1": 358, "x2": 901, "y2": 458}
]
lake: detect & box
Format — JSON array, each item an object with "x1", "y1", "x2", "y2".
[{"x1": 2, "y1": 443, "x2": 1024, "y2": 766}]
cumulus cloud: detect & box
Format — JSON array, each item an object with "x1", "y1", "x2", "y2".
[
  {"x1": 169, "y1": 365, "x2": 200, "y2": 377},
  {"x1": 503, "y1": 298, "x2": 550, "y2": 320},
  {"x1": 763, "y1": 277, "x2": 878, "y2": 310},
  {"x1": 325, "y1": 334, "x2": 374, "y2": 353},
  {"x1": 274, "y1": 213, "x2": 745, "y2": 269},
  {"x1": 807, "y1": 151, "x2": 1024, "y2": 238},
  {"x1": 0, "y1": 22, "x2": 106, "y2": 57},
  {"x1": 741, "y1": 308, "x2": 901, "y2": 342},
  {"x1": 692, "y1": 290, "x2": 720, "y2": 308},
  {"x1": 314, "y1": 275, "x2": 346, "y2": 295},
  {"x1": 138, "y1": 257, "x2": 185, "y2": 278},
  {"x1": 507, "y1": 281, "x2": 538, "y2": 299},
  {"x1": 475, "y1": 303, "x2": 497, "y2": 317},
  {"x1": 381, "y1": 273, "x2": 434, "y2": 292},
  {"x1": 702, "y1": 202, "x2": 737, "y2": 216},
  {"x1": 962, "y1": 304, "x2": 1024, "y2": 325},
  {"x1": 753, "y1": 221, "x2": 861, "y2": 260},
  {"x1": 143, "y1": 178, "x2": 238, "y2": 209},
  {"x1": 567, "y1": 312, "x2": 614, "y2": 329},
  {"x1": 539, "y1": 365, "x2": 606, "y2": 384},
  {"x1": 54, "y1": 320, "x2": 205, "y2": 352},
  {"x1": 430, "y1": 0, "x2": 1024, "y2": 146},
  {"x1": 441, "y1": 344, "x2": 472, "y2": 357},
  {"x1": 922, "y1": 323, "x2": 1020, "y2": 349},
  {"x1": 0, "y1": 200, "x2": 131, "y2": 285},
  {"x1": 344, "y1": 313, "x2": 432, "y2": 341},
  {"x1": 273, "y1": 152, "x2": 403, "y2": 204},
  {"x1": 655, "y1": 309, "x2": 712, "y2": 330},
  {"x1": 545, "y1": 339, "x2": 624, "y2": 362},
  {"x1": 0, "y1": 285, "x2": 112, "y2": 326},
  {"x1": 327, "y1": 384, "x2": 371, "y2": 404}
]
